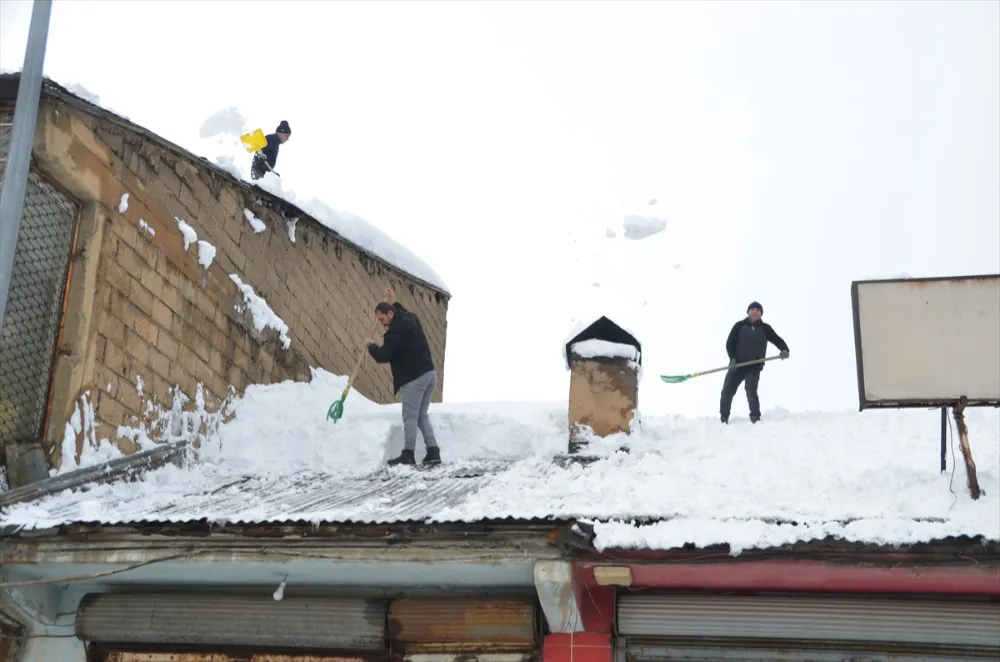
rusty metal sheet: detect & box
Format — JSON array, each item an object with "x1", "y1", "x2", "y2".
[
  {"x1": 404, "y1": 655, "x2": 534, "y2": 662},
  {"x1": 79, "y1": 592, "x2": 387, "y2": 650},
  {"x1": 388, "y1": 598, "x2": 536, "y2": 650},
  {"x1": 2, "y1": 459, "x2": 514, "y2": 529}
]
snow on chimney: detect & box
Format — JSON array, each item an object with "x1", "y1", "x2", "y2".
[{"x1": 563, "y1": 316, "x2": 642, "y2": 454}]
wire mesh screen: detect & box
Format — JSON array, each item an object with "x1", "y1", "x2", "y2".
[{"x1": 0, "y1": 111, "x2": 79, "y2": 453}]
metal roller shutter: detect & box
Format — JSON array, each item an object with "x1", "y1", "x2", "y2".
[
  {"x1": 388, "y1": 598, "x2": 537, "y2": 655},
  {"x1": 107, "y1": 655, "x2": 361, "y2": 662},
  {"x1": 76, "y1": 592, "x2": 388, "y2": 650},
  {"x1": 617, "y1": 593, "x2": 1000, "y2": 661}
]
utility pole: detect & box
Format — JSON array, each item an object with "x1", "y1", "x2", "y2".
[
  {"x1": 0, "y1": 0, "x2": 53, "y2": 487},
  {"x1": 0, "y1": 0, "x2": 53, "y2": 337}
]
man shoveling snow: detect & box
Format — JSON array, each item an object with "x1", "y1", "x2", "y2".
[
  {"x1": 250, "y1": 120, "x2": 291, "y2": 180},
  {"x1": 721, "y1": 301, "x2": 790, "y2": 425},
  {"x1": 365, "y1": 287, "x2": 442, "y2": 467}
]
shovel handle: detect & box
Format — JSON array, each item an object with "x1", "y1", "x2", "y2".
[
  {"x1": 696, "y1": 355, "x2": 784, "y2": 378},
  {"x1": 345, "y1": 320, "x2": 381, "y2": 391}
]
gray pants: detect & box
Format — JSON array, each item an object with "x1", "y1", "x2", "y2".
[{"x1": 400, "y1": 369, "x2": 438, "y2": 452}]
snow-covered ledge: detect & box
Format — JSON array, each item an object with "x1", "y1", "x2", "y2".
[{"x1": 564, "y1": 316, "x2": 642, "y2": 454}]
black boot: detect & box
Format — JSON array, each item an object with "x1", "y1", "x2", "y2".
[
  {"x1": 388, "y1": 449, "x2": 415, "y2": 466},
  {"x1": 423, "y1": 446, "x2": 441, "y2": 466}
]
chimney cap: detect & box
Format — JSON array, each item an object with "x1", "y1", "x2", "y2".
[{"x1": 563, "y1": 315, "x2": 642, "y2": 369}]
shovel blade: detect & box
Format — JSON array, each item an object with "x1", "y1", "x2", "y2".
[
  {"x1": 327, "y1": 398, "x2": 345, "y2": 422},
  {"x1": 660, "y1": 374, "x2": 692, "y2": 383},
  {"x1": 240, "y1": 129, "x2": 268, "y2": 153}
]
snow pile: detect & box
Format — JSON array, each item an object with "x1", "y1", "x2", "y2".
[
  {"x1": 57, "y1": 391, "x2": 123, "y2": 474},
  {"x1": 4, "y1": 364, "x2": 998, "y2": 554},
  {"x1": 431, "y1": 407, "x2": 1000, "y2": 553},
  {"x1": 174, "y1": 217, "x2": 198, "y2": 251},
  {"x1": 229, "y1": 274, "x2": 291, "y2": 349},
  {"x1": 198, "y1": 107, "x2": 249, "y2": 139},
  {"x1": 139, "y1": 219, "x2": 155, "y2": 236},
  {"x1": 199, "y1": 370, "x2": 566, "y2": 477},
  {"x1": 243, "y1": 208, "x2": 266, "y2": 234},
  {"x1": 197, "y1": 240, "x2": 216, "y2": 269},
  {"x1": 4, "y1": 371, "x2": 997, "y2": 555},
  {"x1": 571, "y1": 339, "x2": 640, "y2": 362},
  {"x1": 622, "y1": 214, "x2": 667, "y2": 240}
]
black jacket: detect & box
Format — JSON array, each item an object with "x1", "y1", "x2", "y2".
[
  {"x1": 367, "y1": 302, "x2": 435, "y2": 393},
  {"x1": 726, "y1": 317, "x2": 789, "y2": 367},
  {"x1": 260, "y1": 133, "x2": 280, "y2": 168}
]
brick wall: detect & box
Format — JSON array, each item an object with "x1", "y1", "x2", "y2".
[{"x1": 30, "y1": 93, "x2": 449, "y2": 467}]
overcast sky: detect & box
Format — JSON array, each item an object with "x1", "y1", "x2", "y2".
[{"x1": 2, "y1": 0, "x2": 998, "y2": 418}]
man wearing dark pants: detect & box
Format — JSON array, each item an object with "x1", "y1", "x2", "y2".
[
  {"x1": 720, "y1": 301, "x2": 789, "y2": 424},
  {"x1": 365, "y1": 287, "x2": 441, "y2": 466}
]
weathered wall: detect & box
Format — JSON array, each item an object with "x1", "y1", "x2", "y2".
[{"x1": 24, "y1": 93, "x2": 448, "y2": 468}]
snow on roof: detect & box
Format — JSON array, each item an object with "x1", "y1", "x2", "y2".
[
  {"x1": 1, "y1": 370, "x2": 997, "y2": 556},
  {"x1": 562, "y1": 315, "x2": 641, "y2": 369},
  {"x1": 0, "y1": 73, "x2": 449, "y2": 294},
  {"x1": 570, "y1": 339, "x2": 640, "y2": 363},
  {"x1": 251, "y1": 172, "x2": 450, "y2": 294}
]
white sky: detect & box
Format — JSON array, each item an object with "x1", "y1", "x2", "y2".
[{"x1": 2, "y1": 0, "x2": 998, "y2": 418}]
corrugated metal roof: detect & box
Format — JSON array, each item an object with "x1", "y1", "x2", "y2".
[{"x1": 0, "y1": 461, "x2": 520, "y2": 528}]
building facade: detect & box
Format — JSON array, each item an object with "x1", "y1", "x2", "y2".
[{"x1": 0, "y1": 74, "x2": 450, "y2": 488}]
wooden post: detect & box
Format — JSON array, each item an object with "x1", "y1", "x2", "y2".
[{"x1": 952, "y1": 398, "x2": 981, "y2": 500}]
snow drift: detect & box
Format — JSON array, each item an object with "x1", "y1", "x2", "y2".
[{"x1": 2, "y1": 368, "x2": 997, "y2": 557}]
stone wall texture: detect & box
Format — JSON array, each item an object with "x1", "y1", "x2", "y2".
[{"x1": 20, "y1": 90, "x2": 448, "y2": 469}]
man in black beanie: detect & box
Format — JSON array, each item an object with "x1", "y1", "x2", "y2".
[
  {"x1": 720, "y1": 301, "x2": 789, "y2": 424},
  {"x1": 251, "y1": 120, "x2": 291, "y2": 180}
]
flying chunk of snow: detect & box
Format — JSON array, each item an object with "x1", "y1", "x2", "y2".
[
  {"x1": 229, "y1": 274, "x2": 291, "y2": 349},
  {"x1": 139, "y1": 219, "x2": 155, "y2": 236},
  {"x1": 136, "y1": 375, "x2": 144, "y2": 397},
  {"x1": 197, "y1": 240, "x2": 217, "y2": 269},
  {"x1": 243, "y1": 209, "x2": 266, "y2": 234},
  {"x1": 286, "y1": 217, "x2": 298, "y2": 243},
  {"x1": 118, "y1": 193, "x2": 129, "y2": 213},
  {"x1": 648, "y1": 198, "x2": 657, "y2": 206},
  {"x1": 605, "y1": 228, "x2": 617, "y2": 239},
  {"x1": 174, "y1": 217, "x2": 198, "y2": 251},
  {"x1": 623, "y1": 215, "x2": 667, "y2": 240},
  {"x1": 571, "y1": 339, "x2": 640, "y2": 363},
  {"x1": 199, "y1": 107, "x2": 248, "y2": 139}
]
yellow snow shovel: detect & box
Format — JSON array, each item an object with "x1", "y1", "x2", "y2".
[
  {"x1": 240, "y1": 129, "x2": 268, "y2": 153},
  {"x1": 327, "y1": 321, "x2": 381, "y2": 423}
]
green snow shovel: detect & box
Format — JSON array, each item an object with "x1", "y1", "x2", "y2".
[
  {"x1": 328, "y1": 321, "x2": 380, "y2": 423},
  {"x1": 660, "y1": 355, "x2": 785, "y2": 384}
]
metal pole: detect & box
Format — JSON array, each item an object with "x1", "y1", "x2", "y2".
[
  {"x1": 940, "y1": 406, "x2": 947, "y2": 473},
  {"x1": 0, "y1": 0, "x2": 53, "y2": 337}
]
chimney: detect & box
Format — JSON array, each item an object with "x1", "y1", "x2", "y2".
[{"x1": 564, "y1": 316, "x2": 641, "y2": 454}]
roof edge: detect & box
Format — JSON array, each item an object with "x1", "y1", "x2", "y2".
[{"x1": 0, "y1": 72, "x2": 449, "y2": 296}]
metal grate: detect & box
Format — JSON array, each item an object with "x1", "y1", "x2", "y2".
[{"x1": 0, "y1": 113, "x2": 79, "y2": 454}]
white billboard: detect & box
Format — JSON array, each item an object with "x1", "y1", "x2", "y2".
[{"x1": 851, "y1": 275, "x2": 1000, "y2": 409}]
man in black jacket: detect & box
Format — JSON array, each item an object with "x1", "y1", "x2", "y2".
[
  {"x1": 365, "y1": 287, "x2": 441, "y2": 466},
  {"x1": 720, "y1": 301, "x2": 789, "y2": 424},
  {"x1": 250, "y1": 120, "x2": 291, "y2": 180}
]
